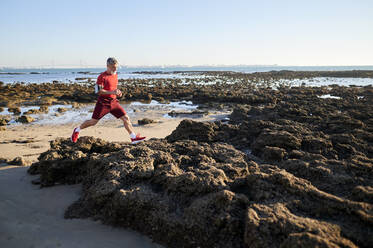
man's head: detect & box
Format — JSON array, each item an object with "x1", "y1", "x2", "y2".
[{"x1": 106, "y1": 57, "x2": 118, "y2": 75}]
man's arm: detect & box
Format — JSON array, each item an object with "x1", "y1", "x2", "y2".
[
  {"x1": 96, "y1": 87, "x2": 122, "y2": 97},
  {"x1": 95, "y1": 74, "x2": 105, "y2": 94},
  {"x1": 94, "y1": 84, "x2": 102, "y2": 94}
]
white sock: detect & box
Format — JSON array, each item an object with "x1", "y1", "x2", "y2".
[
  {"x1": 75, "y1": 127, "x2": 81, "y2": 132},
  {"x1": 130, "y1": 132, "x2": 136, "y2": 139}
]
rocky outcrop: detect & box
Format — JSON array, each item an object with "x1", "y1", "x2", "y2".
[
  {"x1": 25, "y1": 78, "x2": 373, "y2": 247},
  {"x1": 28, "y1": 122, "x2": 373, "y2": 248}
]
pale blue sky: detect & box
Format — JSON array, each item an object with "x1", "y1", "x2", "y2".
[{"x1": 1, "y1": 0, "x2": 372, "y2": 67}]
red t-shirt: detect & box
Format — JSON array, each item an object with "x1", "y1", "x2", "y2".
[{"x1": 96, "y1": 71, "x2": 118, "y2": 99}]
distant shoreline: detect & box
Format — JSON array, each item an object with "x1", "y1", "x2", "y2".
[{"x1": 2, "y1": 65, "x2": 373, "y2": 72}]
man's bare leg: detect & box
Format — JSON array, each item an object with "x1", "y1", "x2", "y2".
[
  {"x1": 119, "y1": 114, "x2": 146, "y2": 143},
  {"x1": 80, "y1": 118, "x2": 99, "y2": 130},
  {"x1": 71, "y1": 118, "x2": 99, "y2": 142},
  {"x1": 119, "y1": 114, "x2": 134, "y2": 134}
]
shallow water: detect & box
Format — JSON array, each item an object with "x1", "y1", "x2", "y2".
[
  {"x1": 318, "y1": 94, "x2": 341, "y2": 99},
  {"x1": 0, "y1": 70, "x2": 208, "y2": 84},
  {"x1": 286, "y1": 77, "x2": 373, "y2": 87},
  {"x1": 0, "y1": 100, "x2": 199, "y2": 125}
]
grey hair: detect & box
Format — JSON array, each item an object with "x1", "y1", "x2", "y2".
[{"x1": 107, "y1": 57, "x2": 118, "y2": 65}]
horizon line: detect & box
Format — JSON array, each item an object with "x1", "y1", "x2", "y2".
[{"x1": 1, "y1": 64, "x2": 373, "y2": 70}]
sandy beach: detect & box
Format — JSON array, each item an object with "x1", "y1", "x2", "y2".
[
  {"x1": 0, "y1": 108, "x2": 229, "y2": 163},
  {"x1": 0, "y1": 119, "x2": 185, "y2": 163},
  {"x1": 0, "y1": 165, "x2": 163, "y2": 248}
]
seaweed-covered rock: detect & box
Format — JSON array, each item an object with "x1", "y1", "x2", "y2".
[
  {"x1": 167, "y1": 119, "x2": 218, "y2": 142},
  {"x1": 28, "y1": 132, "x2": 373, "y2": 248},
  {"x1": 8, "y1": 107, "x2": 21, "y2": 115},
  {"x1": 17, "y1": 115, "x2": 34, "y2": 123},
  {"x1": 0, "y1": 116, "x2": 10, "y2": 126},
  {"x1": 24, "y1": 109, "x2": 40, "y2": 115},
  {"x1": 29, "y1": 136, "x2": 253, "y2": 247},
  {"x1": 9, "y1": 156, "x2": 30, "y2": 166},
  {"x1": 57, "y1": 107, "x2": 68, "y2": 113},
  {"x1": 39, "y1": 105, "x2": 49, "y2": 113},
  {"x1": 138, "y1": 118, "x2": 156, "y2": 125},
  {"x1": 261, "y1": 146, "x2": 287, "y2": 162},
  {"x1": 252, "y1": 129, "x2": 302, "y2": 154},
  {"x1": 0, "y1": 157, "x2": 8, "y2": 164},
  {"x1": 246, "y1": 203, "x2": 358, "y2": 248},
  {"x1": 301, "y1": 135, "x2": 332, "y2": 154}
]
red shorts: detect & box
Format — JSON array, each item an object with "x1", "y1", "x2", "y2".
[{"x1": 92, "y1": 97, "x2": 126, "y2": 120}]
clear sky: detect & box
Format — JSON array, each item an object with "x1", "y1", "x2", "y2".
[{"x1": 1, "y1": 0, "x2": 372, "y2": 67}]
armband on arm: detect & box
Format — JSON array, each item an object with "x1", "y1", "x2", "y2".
[{"x1": 94, "y1": 84, "x2": 102, "y2": 94}]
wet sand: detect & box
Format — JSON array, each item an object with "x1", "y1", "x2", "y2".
[{"x1": 0, "y1": 165, "x2": 164, "y2": 248}]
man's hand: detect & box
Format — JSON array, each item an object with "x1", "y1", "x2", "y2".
[{"x1": 115, "y1": 89, "x2": 122, "y2": 97}]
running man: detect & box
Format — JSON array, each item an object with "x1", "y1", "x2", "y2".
[{"x1": 71, "y1": 57, "x2": 146, "y2": 144}]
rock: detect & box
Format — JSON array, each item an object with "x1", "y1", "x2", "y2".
[
  {"x1": 261, "y1": 146, "x2": 287, "y2": 162},
  {"x1": 24, "y1": 109, "x2": 40, "y2": 115},
  {"x1": 252, "y1": 129, "x2": 302, "y2": 155},
  {"x1": 352, "y1": 185, "x2": 373, "y2": 203},
  {"x1": 57, "y1": 107, "x2": 68, "y2": 113},
  {"x1": 138, "y1": 118, "x2": 156, "y2": 125},
  {"x1": 229, "y1": 105, "x2": 251, "y2": 123},
  {"x1": 71, "y1": 102, "x2": 81, "y2": 109},
  {"x1": 145, "y1": 93, "x2": 152, "y2": 101},
  {"x1": 301, "y1": 136, "x2": 332, "y2": 155},
  {"x1": 288, "y1": 149, "x2": 305, "y2": 159},
  {"x1": 9, "y1": 157, "x2": 30, "y2": 166},
  {"x1": 0, "y1": 126, "x2": 6, "y2": 131},
  {"x1": 40, "y1": 97, "x2": 56, "y2": 105},
  {"x1": 8, "y1": 107, "x2": 21, "y2": 115},
  {"x1": 0, "y1": 116, "x2": 10, "y2": 126},
  {"x1": 17, "y1": 115, "x2": 35, "y2": 123},
  {"x1": 245, "y1": 203, "x2": 357, "y2": 248},
  {"x1": 26, "y1": 133, "x2": 373, "y2": 248},
  {"x1": 168, "y1": 110, "x2": 209, "y2": 117},
  {"x1": 39, "y1": 106, "x2": 49, "y2": 113},
  {"x1": 166, "y1": 119, "x2": 217, "y2": 142},
  {"x1": 28, "y1": 137, "x2": 252, "y2": 247},
  {"x1": 154, "y1": 96, "x2": 165, "y2": 103}
]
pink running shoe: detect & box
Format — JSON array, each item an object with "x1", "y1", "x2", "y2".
[
  {"x1": 131, "y1": 133, "x2": 146, "y2": 144},
  {"x1": 71, "y1": 127, "x2": 80, "y2": 143}
]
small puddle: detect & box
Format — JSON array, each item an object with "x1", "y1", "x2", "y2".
[{"x1": 318, "y1": 94, "x2": 341, "y2": 99}]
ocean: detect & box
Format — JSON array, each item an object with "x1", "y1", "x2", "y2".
[{"x1": 1, "y1": 65, "x2": 373, "y2": 84}]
